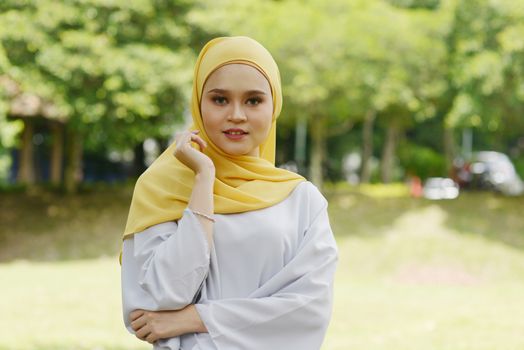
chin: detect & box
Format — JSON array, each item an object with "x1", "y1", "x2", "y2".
[
  {"x1": 220, "y1": 146, "x2": 255, "y2": 157},
  {"x1": 226, "y1": 150, "x2": 252, "y2": 157}
]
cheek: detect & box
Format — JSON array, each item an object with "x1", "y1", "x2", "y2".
[
  {"x1": 201, "y1": 103, "x2": 219, "y2": 133},
  {"x1": 255, "y1": 109, "x2": 273, "y2": 138},
  {"x1": 262, "y1": 103, "x2": 273, "y2": 130}
]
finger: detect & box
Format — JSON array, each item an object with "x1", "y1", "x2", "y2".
[
  {"x1": 135, "y1": 332, "x2": 150, "y2": 342},
  {"x1": 174, "y1": 134, "x2": 192, "y2": 154},
  {"x1": 178, "y1": 130, "x2": 198, "y2": 140},
  {"x1": 135, "y1": 324, "x2": 150, "y2": 340},
  {"x1": 180, "y1": 131, "x2": 198, "y2": 147},
  {"x1": 130, "y1": 310, "x2": 145, "y2": 321},
  {"x1": 175, "y1": 131, "x2": 192, "y2": 143},
  {"x1": 190, "y1": 134, "x2": 207, "y2": 151},
  {"x1": 174, "y1": 132, "x2": 186, "y2": 143},
  {"x1": 146, "y1": 332, "x2": 158, "y2": 344},
  {"x1": 131, "y1": 315, "x2": 147, "y2": 332},
  {"x1": 176, "y1": 134, "x2": 203, "y2": 155},
  {"x1": 176, "y1": 132, "x2": 190, "y2": 143}
]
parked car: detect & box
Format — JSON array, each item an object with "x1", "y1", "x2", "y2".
[
  {"x1": 452, "y1": 151, "x2": 524, "y2": 196},
  {"x1": 423, "y1": 177, "x2": 460, "y2": 200}
]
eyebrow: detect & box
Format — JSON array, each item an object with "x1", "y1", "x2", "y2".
[{"x1": 206, "y1": 88, "x2": 267, "y2": 95}]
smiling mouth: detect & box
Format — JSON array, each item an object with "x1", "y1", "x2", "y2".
[
  {"x1": 224, "y1": 131, "x2": 246, "y2": 135},
  {"x1": 223, "y1": 130, "x2": 248, "y2": 140},
  {"x1": 223, "y1": 130, "x2": 248, "y2": 135}
]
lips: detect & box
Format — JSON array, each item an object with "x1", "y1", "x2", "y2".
[
  {"x1": 223, "y1": 128, "x2": 248, "y2": 140},
  {"x1": 223, "y1": 128, "x2": 248, "y2": 135}
]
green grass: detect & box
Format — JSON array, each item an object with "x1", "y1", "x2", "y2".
[
  {"x1": 0, "y1": 258, "x2": 147, "y2": 350},
  {"x1": 1, "y1": 184, "x2": 524, "y2": 349}
]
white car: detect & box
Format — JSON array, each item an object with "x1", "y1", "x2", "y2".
[
  {"x1": 470, "y1": 151, "x2": 524, "y2": 196},
  {"x1": 423, "y1": 177, "x2": 460, "y2": 200}
]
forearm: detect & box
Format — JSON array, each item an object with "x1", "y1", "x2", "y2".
[
  {"x1": 188, "y1": 171, "x2": 215, "y2": 249},
  {"x1": 184, "y1": 304, "x2": 208, "y2": 334},
  {"x1": 193, "y1": 291, "x2": 332, "y2": 350},
  {"x1": 129, "y1": 304, "x2": 207, "y2": 345}
]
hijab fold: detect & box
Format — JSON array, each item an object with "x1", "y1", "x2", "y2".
[{"x1": 123, "y1": 36, "x2": 305, "y2": 239}]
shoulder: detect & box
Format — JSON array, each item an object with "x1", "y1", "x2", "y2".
[
  {"x1": 292, "y1": 180, "x2": 327, "y2": 201},
  {"x1": 289, "y1": 181, "x2": 328, "y2": 214}
]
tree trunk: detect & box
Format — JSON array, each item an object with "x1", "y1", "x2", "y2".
[
  {"x1": 64, "y1": 127, "x2": 83, "y2": 194},
  {"x1": 309, "y1": 116, "x2": 326, "y2": 190},
  {"x1": 443, "y1": 123, "x2": 455, "y2": 175},
  {"x1": 133, "y1": 141, "x2": 147, "y2": 177},
  {"x1": 294, "y1": 116, "x2": 308, "y2": 176},
  {"x1": 380, "y1": 122, "x2": 400, "y2": 183},
  {"x1": 50, "y1": 123, "x2": 64, "y2": 186},
  {"x1": 360, "y1": 110, "x2": 376, "y2": 183},
  {"x1": 17, "y1": 120, "x2": 35, "y2": 185}
]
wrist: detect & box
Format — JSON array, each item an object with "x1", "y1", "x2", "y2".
[
  {"x1": 195, "y1": 170, "x2": 215, "y2": 184},
  {"x1": 185, "y1": 305, "x2": 207, "y2": 333}
]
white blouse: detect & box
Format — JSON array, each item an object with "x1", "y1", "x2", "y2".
[{"x1": 121, "y1": 181, "x2": 338, "y2": 350}]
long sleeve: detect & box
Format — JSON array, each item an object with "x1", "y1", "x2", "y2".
[
  {"x1": 194, "y1": 203, "x2": 338, "y2": 350},
  {"x1": 121, "y1": 208, "x2": 211, "y2": 349}
]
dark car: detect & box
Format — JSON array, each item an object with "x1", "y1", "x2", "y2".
[{"x1": 452, "y1": 151, "x2": 524, "y2": 196}]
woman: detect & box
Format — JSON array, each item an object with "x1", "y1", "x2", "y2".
[{"x1": 121, "y1": 36, "x2": 338, "y2": 350}]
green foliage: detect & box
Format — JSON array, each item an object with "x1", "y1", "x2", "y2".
[
  {"x1": 0, "y1": 0, "x2": 202, "y2": 151},
  {"x1": 0, "y1": 86, "x2": 23, "y2": 182},
  {"x1": 445, "y1": 0, "x2": 524, "y2": 137},
  {"x1": 190, "y1": 0, "x2": 455, "y2": 185},
  {"x1": 513, "y1": 157, "x2": 524, "y2": 179},
  {"x1": 1, "y1": 0, "x2": 523, "y2": 183},
  {"x1": 398, "y1": 142, "x2": 447, "y2": 179},
  {"x1": 387, "y1": 0, "x2": 441, "y2": 9}
]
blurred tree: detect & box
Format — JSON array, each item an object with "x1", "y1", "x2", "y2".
[
  {"x1": 444, "y1": 0, "x2": 524, "y2": 159},
  {"x1": 2, "y1": 0, "x2": 523, "y2": 190},
  {"x1": 191, "y1": 0, "x2": 447, "y2": 186},
  {"x1": 0, "y1": 0, "x2": 202, "y2": 192},
  {"x1": 0, "y1": 84, "x2": 23, "y2": 183},
  {"x1": 387, "y1": 0, "x2": 441, "y2": 9},
  {"x1": 350, "y1": 3, "x2": 446, "y2": 183}
]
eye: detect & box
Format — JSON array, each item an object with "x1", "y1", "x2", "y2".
[
  {"x1": 246, "y1": 97, "x2": 262, "y2": 106},
  {"x1": 212, "y1": 96, "x2": 227, "y2": 105}
]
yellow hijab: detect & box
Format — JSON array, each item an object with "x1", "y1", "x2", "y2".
[{"x1": 123, "y1": 36, "x2": 305, "y2": 240}]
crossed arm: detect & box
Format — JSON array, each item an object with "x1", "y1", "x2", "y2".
[
  {"x1": 123, "y1": 204, "x2": 337, "y2": 349},
  {"x1": 129, "y1": 304, "x2": 207, "y2": 344},
  {"x1": 132, "y1": 168, "x2": 215, "y2": 344}
]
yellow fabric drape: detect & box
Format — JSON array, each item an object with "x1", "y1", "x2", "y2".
[{"x1": 123, "y1": 36, "x2": 305, "y2": 240}]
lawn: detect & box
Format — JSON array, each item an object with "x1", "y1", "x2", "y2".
[{"x1": 1, "y1": 184, "x2": 523, "y2": 350}]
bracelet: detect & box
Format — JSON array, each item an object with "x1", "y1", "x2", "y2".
[{"x1": 190, "y1": 209, "x2": 216, "y2": 223}]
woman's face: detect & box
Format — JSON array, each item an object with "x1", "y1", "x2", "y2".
[{"x1": 200, "y1": 63, "x2": 273, "y2": 157}]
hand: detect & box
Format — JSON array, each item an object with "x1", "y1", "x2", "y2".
[
  {"x1": 130, "y1": 309, "x2": 182, "y2": 344},
  {"x1": 130, "y1": 305, "x2": 207, "y2": 344},
  {"x1": 173, "y1": 130, "x2": 215, "y2": 176}
]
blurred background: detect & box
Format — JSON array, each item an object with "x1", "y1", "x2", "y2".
[{"x1": 1, "y1": 0, "x2": 523, "y2": 349}]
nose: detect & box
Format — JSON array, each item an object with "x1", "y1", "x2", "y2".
[{"x1": 228, "y1": 102, "x2": 247, "y2": 122}]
